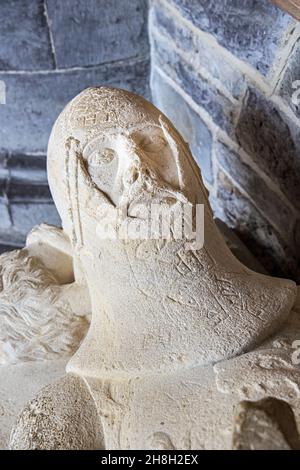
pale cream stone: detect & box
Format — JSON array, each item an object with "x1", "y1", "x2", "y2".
[
  {"x1": 0, "y1": 224, "x2": 90, "y2": 364},
  {"x1": 10, "y1": 374, "x2": 104, "y2": 450},
  {"x1": 232, "y1": 398, "x2": 300, "y2": 450},
  {"x1": 4, "y1": 87, "x2": 300, "y2": 449},
  {"x1": 0, "y1": 359, "x2": 67, "y2": 449}
]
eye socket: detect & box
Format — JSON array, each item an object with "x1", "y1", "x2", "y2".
[
  {"x1": 88, "y1": 148, "x2": 116, "y2": 166},
  {"x1": 139, "y1": 135, "x2": 167, "y2": 153}
]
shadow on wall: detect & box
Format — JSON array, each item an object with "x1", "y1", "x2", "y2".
[{"x1": 234, "y1": 87, "x2": 300, "y2": 280}]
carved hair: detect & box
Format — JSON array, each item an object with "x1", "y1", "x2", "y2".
[{"x1": 0, "y1": 249, "x2": 89, "y2": 364}]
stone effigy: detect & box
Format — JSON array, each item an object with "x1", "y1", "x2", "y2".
[{"x1": 1, "y1": 87, "x2": 300, "y2": 449}]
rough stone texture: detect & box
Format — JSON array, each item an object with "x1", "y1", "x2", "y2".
[
  {"x1": 0, "y1": 58, "x2": 150, "y2": 156},
  {"x1": 279, "y1": 38, "x2": 300, "y2": 118},
  {"x1": 168, "y1": 0, "x2": 295, "y2": 76},
  {"x1": 0, "y1": 244, "x2": 18, "y2": 255},
  {"x1": 10, "y1": 203, "x2": 60, "y2": 236},
  {"x1": 0, "y1": 360, "x2": 67, "y2": 449},
  {"x1": 0, "y1": 168, "x2": 8, "y2": 198},
  {"x1": 10, "y1": 374, "x2": 104, "y2": 450},
  {"x1": 150, "y1": 2, "x2": 246, "y2": 100},
  {"x1": 215, "y1": 219, "x2": 267, "y2": 275},
  {"x1": 236, "y1": 87, "x2": 300, "y2": 212},
  {"x1": 0, "y1": 154, "x2": 54, "y2": 246},
  {"x1": 0, "y1": 225, "x2": 91, "y2": 365},
  {"x1": 232, "y1": 398, "x2": 300, "y2": 450},
  {"x1": 0, "y1": 0, "x2": 54, "y2": 71},
  {"x1": 0, "y1": 201, "x2": 11, "y2": 230},
  {"x1": 215, "y1": 141, "x2": 298, "y2": 245},
  {"x1": 215, "y1": 170, "x2": 298, "y2": 279},
  {"x1": 151, "y1": 69, "x2": 213, "y2": 183},
  {"x1": 151, "y1": 35, "x2": 237, "y2": 136},
  {"x1": 8, "y1": 173, "x2": 50, "y2": 202},
  {"x1": 46, "y1": 0, "x2": 149, "y2": 68}
]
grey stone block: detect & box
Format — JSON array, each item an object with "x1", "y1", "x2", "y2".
[
  {"x1": 0, "y1": 200, "x2": 12, "y2": 230},
  {"x1": 150, "y1": 2, "x2": 246, "y2": 100},
  {"x1": 46, "y1": 0, "x2": 149, "y2": 68},
  {"x1": 8, "y1": 155, "x2": 49, "y2": 202},
  {"x1": 8, "y1": 180, "x2": 51, "y2": 203},
  {"x1": 10, "y1": 202, "x2": 61, "y2": 236},
  {"x1": 215, "y1": 170, "x2": 299, "y2": 281},
  {"x1": 0, "y1": 57, "x2": 150, "y2": 154},
  {"x1": 151, "y1": 69, "x2": 213, "y2": 184},
  {"x1": 236, "y1": 87, "x2": 300, "y2": 211},
  {"x1": 0, "y1": 153, "x2": 49, "y2": 202},
  {"x1": 215, "y1": 140, "x2": 297, "y2": 244},
  {"x1": 278, "y1": 39, "x2": 300, "y2": 119},
  {"x1": 0, "y1": 0, "x2": 54, "y2": 71},
  {"x1": 151, "y1": 36, "x2": 237, "y2": 135},
  {"x1": 6, "y1": 153, "x2": 47, "y2": 172},
  {"x1": 168, "y1": 0, "x2": 294, "y2": 76}
]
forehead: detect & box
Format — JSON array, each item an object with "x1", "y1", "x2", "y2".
[{"x1": 67, "y1": 87, "x2": 160, "y2": 133}]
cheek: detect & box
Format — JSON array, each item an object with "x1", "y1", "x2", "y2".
[
  {"x1": 86, "y1": 145, "x2": 119, "y2": 192},
  {"x1": 88, "y1": 163, "x2": 117, "y2": 189},
  {"x1": 146, "y1": 147, "x2": 179, "y2": 187}
]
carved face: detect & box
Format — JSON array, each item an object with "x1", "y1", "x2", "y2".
[
  {"x1": 47, "y1": 87, "x2": 207, "y2": 245},
  {"x1": 81, "y1": 125, "x2": 181, "y2": 207}
]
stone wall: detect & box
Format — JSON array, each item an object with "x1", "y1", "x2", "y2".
[
  {"x1": 150, "y1": 0, "x2": 300, "y2": 281},
  {"x1": 0, "y1": 0, "x2": 149, "y2": 248}
]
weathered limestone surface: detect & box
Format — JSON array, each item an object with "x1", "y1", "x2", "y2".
[
  {"x1": 0, "y1": 87, "x2": 298, "y2": 450},
  {"x1": 0, "y1": 360, "x2": 66, "y2": 450},
  {"x1": 232, "y1": 398, "x2": 300, "y2": 450},
  {"x1": 10, "y1": 374, "x2": 103, "y2": 450}
]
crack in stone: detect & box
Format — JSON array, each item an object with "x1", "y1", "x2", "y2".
[{"x1": 43, "y1": 0, "x2": 57, "y2": 69}]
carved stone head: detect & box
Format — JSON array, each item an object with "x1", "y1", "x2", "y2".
[
  {"x1": 46, "y1": 87, "x2": 296, "y2": 375},
  {"x1": 47, "y1": 87, "x2": 209, "y2": 247}
]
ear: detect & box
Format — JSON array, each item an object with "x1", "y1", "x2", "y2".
[{"x1": 159, "y1": 115, "x2": 184, "y2": 190}]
